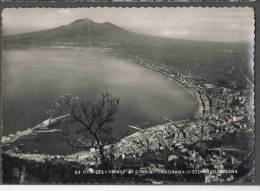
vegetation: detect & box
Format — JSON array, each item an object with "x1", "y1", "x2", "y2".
[{"x1": 48, "y1": 92, "x2": 120, "y2": 169}]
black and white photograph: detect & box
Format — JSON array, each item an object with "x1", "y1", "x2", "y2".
[{"x1": 1, "y1": 7, "x2": 255, "y2": 184}]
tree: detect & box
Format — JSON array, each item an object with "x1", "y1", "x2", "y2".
[{"x1": 49, "y1": 92, "x2": 120, "y2": 169}]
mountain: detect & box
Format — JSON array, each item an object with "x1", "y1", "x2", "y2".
[
  {"x1": 3, "y1": 18, "x2": 216, "y2": 48},
  {"x1": 3, "y1": 18, "x2": 149, "y2": 48},
  {"x1": 3, "y1": 19, "x2": 252, "y2": 88}
]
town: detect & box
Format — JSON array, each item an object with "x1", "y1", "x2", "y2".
[{"x1": 2, "y1": 51, "x2": 254, "y2": 183}]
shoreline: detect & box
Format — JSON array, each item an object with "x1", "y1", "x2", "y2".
[
  {"x1": 134, "y1": 60, "x2": 208, "y2": 119},
  {"x1": 1, "y1": 48, "x2": 209, "y2": 162},
  {"x1": 1, "y1": 47, "x2": 254, "y2": 184}
]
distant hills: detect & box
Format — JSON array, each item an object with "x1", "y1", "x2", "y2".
[
  {"x1": 3, "y1": 18, "x2": 152, "y2": 48},
  {"x1": 3, "y1": 18, "x2": 253, "y2": 88},
  {"x1": 3, "y1": 18, "x2": 234, "y2": 48}
]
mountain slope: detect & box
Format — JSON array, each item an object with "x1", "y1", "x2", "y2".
[{"x1": 3, "y1": 18, "x2": 151, "y2": 48}]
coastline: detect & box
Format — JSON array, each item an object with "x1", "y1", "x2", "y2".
[
  {"x1": 1, "y1": 48, "x2": 210, "y2": 163},
  {"x1": 1, "y1": 47, "x2": 254, "y2": 183}
]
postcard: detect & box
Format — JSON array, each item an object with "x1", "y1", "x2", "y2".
[{"x1": 1, "y1": 7, "x2": 255, "y2": 184}]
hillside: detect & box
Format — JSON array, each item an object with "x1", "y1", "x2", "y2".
[{"x1": 3, "y1": 18, "x2": 253, "y2": 88}]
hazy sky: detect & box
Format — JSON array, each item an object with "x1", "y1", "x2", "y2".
[{"x1": 3, "y1": 7, "x2": 254, "y2": 42}]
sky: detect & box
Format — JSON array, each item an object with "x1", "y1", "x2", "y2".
[{"x1": 2, "y1": 7, "x2": 254, "y2": 42}]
